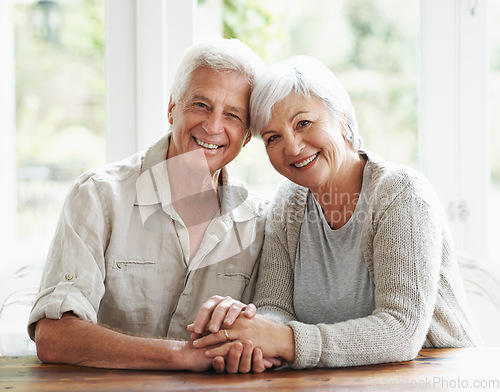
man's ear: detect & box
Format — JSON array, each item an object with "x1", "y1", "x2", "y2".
[
  {"x1": 243, "y1": 130, "x2": 252, "y2": 147},
  {"x1": 167, "y1": 97, "x2": 175, "y2": 125}
]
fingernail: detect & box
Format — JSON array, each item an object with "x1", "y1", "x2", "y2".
[{"x1": 193, "y1": 340, "x2": 199, "y2": 346}]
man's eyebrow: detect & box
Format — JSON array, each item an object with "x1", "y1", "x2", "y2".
[
  {"x1": 190, "y1": 93, "x2": 211, "y2": 103},
  {"x1": 227, "y1": 105, "x2": 246, "y2": 115},
  {"x1": 189, "y1": 93, "x2": 246, "y2": 115}
]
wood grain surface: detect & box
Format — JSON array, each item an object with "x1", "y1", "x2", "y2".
[{"x1": 1, "y1": 348, "x2": 499, "y2": 391}]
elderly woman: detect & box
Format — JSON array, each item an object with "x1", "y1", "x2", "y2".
[{"x1": 189, "y1": 55, "x2": 481, "y2": 371}]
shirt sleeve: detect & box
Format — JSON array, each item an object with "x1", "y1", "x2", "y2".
[
  {"x1": 27, "y1": 174, "x2": 109, "y2": 340},
  {"x1": 288, "y1": 188, "x2": 443, "y2": 369}
]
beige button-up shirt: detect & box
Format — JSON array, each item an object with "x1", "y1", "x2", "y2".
[{"x1": 28, "y1": 134, "x2": 268, "y2": 341}]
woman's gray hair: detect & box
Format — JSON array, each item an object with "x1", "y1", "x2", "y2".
[
  {"x1": 170, "y1": 37, "x2": 263, "y2": 104},
  {"x1": 250, "y1": 55, "x2": 362, "y2": 150}
]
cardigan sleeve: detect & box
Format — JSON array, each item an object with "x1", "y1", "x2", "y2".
[
  {"x1": 254, "y1": 183, "x2": 305, "y2": 324},
  {"x1": 288, "y1": 183, "x2": 443, "y2": 368}
]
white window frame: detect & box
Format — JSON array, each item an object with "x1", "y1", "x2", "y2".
[
  {"x1": 420, "y1": 0, "x2": 490, "y2": 261},
  {"x1": 105, "y1": 0, "x2": 196, "y2": 162},
  {"x1": 0, "y1": 0, "x2": 17, "y2": 271}
]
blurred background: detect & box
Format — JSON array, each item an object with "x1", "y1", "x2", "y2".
[{"x1": 1, "y1": 0, "x2": 499, "y2": 354}]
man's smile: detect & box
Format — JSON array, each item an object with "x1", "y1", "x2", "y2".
[{"x1": 194, "y1": 137, "x2": 224, "y2": 150}]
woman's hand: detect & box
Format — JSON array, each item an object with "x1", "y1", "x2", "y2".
[
  {"x1": 212, "y1": 342, "x2": 281, "y2": 373},
  {"x1": 188, "y1": 295, "x2": 256, "y2": 336},
  {"x1": 194, "y1": 314, "x2": 296, "y2": 363}
]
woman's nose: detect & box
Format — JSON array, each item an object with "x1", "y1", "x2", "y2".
[{"x1": 284, "y1": 134, "x2": 305, "y2": 156}]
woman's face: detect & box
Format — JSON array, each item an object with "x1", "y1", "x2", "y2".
[{"x1": 261, "y1": 93, "x2": 352, "y2": 190}]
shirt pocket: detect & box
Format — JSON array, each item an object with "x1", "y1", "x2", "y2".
[
  {"x1": 213, "y1": 251, "x2": 255, "y2": 301},
  {"x1": 102, "y1": 259, "x2": 159, "y2": 314}
]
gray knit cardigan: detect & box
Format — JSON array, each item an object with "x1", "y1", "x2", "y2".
[{"x1": 254, "y1": 151, "x2": 481, "y2": 369}]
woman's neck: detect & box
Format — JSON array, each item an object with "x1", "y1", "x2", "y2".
[{"x1": 311, "y1": 151, "x2": 366, "y2": 230}]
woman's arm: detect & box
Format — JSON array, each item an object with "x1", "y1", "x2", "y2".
[{"x1": 286, "y1": 189, "x2": 444, "y2": 368}]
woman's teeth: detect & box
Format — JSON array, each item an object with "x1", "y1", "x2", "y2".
[
  {"x1": 195, "y1": 138, "x2": 221, "y2": 150},
  {"x1": 294, "y1": 153, "x2": 318, "y2": 168}
]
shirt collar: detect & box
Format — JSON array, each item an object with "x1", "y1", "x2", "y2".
[{"x1": 135, "y1": 133, "x2": 261, "y2": 223}]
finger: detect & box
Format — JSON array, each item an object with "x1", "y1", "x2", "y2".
[
  {"x1": 264, "y1": 357, "x2": 282, "y2": 367},
  {"x1": 252, "y1": 348, "x2": 266, "y2": 373},
  {"x1": 193, "y1": 329, "x2": 228, "y2": 349},
  {"x1": 192, "y1": 295, "x2": 225, "y2": 334},
  {"x1": 190, "y1": 332, "x2": 203, "y2": 341},
  {"x1": 243, "y1": 303, "x2": 257, "y2": 318},
  {"x1": 209, "y1": 297, "x2": 244, "y2": 333},
  {"x1": 238, "y1": 340, "x2": 253, "y2": 373},
  {"x1": 204, "y1": 342, "x2": 233, "y2": 358},
  {"x1": 225, "y1": 342, "x2": 243, "y2": 374},
  {"x1": 263, "y1": 358, "x2": 273, "y2": 368},
  {"x1": 220, "y1": 301, "x2": 246, "y2": 329},
  {"x1": 212, "y1": 356, "x2": 226, "y2": 374}
]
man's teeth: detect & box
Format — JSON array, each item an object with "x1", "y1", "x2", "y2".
[
  {"x1": 294, "y1": 153, "x2": 318, "y2": 168},
  {"x1": 195, "y1": 138, "x2": 221, "y2": 150}
]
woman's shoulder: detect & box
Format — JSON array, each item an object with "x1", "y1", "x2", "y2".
[
  {"x1": 266, "y1": 179, "x2": 308, "y2": 228},
  {"x1": 363, "y1": 150, "x2": 440, "y2": 209},
  {"x1": 272, "y1": 179, "x2": 308, "y2": 208}
]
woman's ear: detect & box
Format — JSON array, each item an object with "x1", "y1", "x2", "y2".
[
  {"x1": 243, "y1": 130, "x2": 252, "y2": 147},
  {"x1": 167, "y1": 97, "x2": 175, "y2": 125}
]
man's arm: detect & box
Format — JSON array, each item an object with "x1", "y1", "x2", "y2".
[{"x1": 35, "y1": 313, "x2": 212, "y2": 372}]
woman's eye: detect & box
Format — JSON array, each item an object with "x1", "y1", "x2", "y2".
[
  {"x1": 297, "y1": 120, "x2": 310, "y2": 128},
  {"x1": 266, "y1": 135, "x2": 279, "y2": 145}
]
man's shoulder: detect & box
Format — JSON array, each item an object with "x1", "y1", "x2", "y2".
[
  {"x1": 224, "y1": 172, "x2": 270, "y2": 216},
  {"x1": 74, "y1": 150, "x2": 146, "y2": 186}
]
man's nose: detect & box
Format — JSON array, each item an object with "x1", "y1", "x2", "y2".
[{"x1": 203, "y1": 112, "x2": 224, "y2": 135}]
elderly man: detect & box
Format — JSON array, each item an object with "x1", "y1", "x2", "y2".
[{"x1": 27, "y1": 38, "x2": 268, "y2": 372}]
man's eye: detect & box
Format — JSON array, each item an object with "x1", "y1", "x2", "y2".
[
  {"x1": 195, "y1": 102, "x2": 208, "y2": 109},
  {"x1": 228, "y1": 113, "x2": 241, "y2": 121}
]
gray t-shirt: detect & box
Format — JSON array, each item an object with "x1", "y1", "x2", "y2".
[{"x1": 294, "y1": 161, "x2": 375, "y2": 325}]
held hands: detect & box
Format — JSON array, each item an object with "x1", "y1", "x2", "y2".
[
  {"x1": 192, "y1": 313, "x2": 294, "y2": 362},
  {"x1": 189, "y1": 295, "x2": 257, "y2": 337},
  {"x1": 187, "y1": 296, "x2": 285, "y2": 373}
]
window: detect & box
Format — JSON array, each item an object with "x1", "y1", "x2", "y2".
[{"x1": 0, "y1": 0, "x2": 105, "y2": 355}]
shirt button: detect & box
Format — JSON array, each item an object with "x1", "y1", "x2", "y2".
[
  {"x1": 116, "y1": 262, "x2": 124, "y2": 269},
  {"x1": 65, "y1": 273, "x2": 74, "y2": 281}
]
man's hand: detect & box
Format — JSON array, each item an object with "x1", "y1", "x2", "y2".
[{"x1": 188, "y1": 295, "x2": 256, "y2": 336}]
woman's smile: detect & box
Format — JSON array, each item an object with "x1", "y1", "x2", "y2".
[{"x1": 291, "y1": 152, "x2": 319, "y2": 168}]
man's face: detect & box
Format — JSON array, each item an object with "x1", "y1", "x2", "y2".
[{"x1": 167, "y1": 66, "x2": 252, "y2": 175}]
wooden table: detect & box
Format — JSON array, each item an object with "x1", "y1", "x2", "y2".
[{"x1": 1, "y1": 348, "x2": 499, "y2": 391}]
